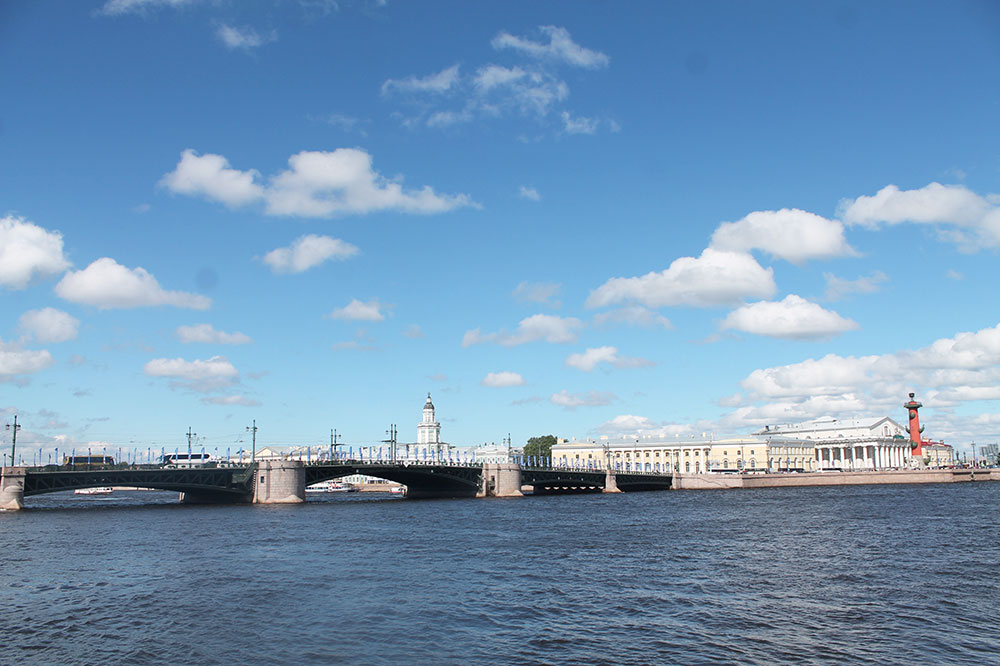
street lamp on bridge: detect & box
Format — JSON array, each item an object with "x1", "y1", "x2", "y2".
[{"x1": 6, "y1": 415, "x2": 20, "y2": 468}]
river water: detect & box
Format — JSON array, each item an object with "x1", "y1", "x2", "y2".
[{"x1": 1, "y1": 482, "x2": 998, "y2": 665}]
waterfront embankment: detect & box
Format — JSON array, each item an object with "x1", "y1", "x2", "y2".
[{"x1": 672, "y1": 468, "x2": 1000, "y2": 490}]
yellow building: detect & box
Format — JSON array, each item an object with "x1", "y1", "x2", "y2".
[{"x1": 551, "y1": 436, "x2": 803, "y2": 473}]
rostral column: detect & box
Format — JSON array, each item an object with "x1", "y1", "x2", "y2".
[{"x1": 904, "y1": 393, "x2": 925, "y2": 456}]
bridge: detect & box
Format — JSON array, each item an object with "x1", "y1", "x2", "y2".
[{"x1": 0, "y1": 459, "x2": 672, "y2": 510}]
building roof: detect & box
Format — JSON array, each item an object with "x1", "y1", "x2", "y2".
[{"x1": 753, "y1": 416, "x2": 902, "y2": 436}]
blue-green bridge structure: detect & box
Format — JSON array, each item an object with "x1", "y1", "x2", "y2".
[{"x1": 0, "y1": 459, "x2": 672, "y2": 510}]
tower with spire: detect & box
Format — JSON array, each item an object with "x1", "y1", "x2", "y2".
[{"x1": 417, "y1": 393, "x2": 442, "y2": 456}]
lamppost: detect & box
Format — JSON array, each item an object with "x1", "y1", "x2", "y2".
[
  {"x1": 246, "y1": 420, "x2": 257, "y2": 463},
  {"x1": 6, "y1": 415, "x2": 20, "y2": 468}
]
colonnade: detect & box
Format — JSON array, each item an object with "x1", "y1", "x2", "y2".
[{"x1": 815, "y1": 442, "x2": 911, "y2": 470}]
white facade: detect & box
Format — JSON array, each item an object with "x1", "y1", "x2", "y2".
[
  {"x1": 411, "y1": 393, "x2": 447, "y2": 459},
  {"x1": 473, "y1": 443, "x2": 523, "y2": 463},
  {"x1": 756, "y1": 416, "x2": 915, "y2": 470},
  {"x1": 417, "y1": 394, "x2": 441, "y2": 444}
]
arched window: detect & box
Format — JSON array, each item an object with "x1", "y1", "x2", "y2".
[
  {"x1": 685, "y1": 462, "x2": 690, "y2": 472},
  {"x1": 723, "y1": 459, "x2": 729, "y2": 468}
]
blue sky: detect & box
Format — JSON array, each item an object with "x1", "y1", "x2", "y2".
[{"x1": 2, "y1": 0, "x2": 1000, "y2": 461}]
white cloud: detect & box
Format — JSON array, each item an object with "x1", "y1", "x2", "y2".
[
  {"x1": 838, "y1": 182, "x2": 1000, "y2": 250},
  {"x1": 403, "y1": 324, "x2": 424, "y2": 339},
  {"x1": 587, "y1": 249, "x2": 776, "y2": 309},
  {"x1": 381, "y1": 64, "x2": 461, "y2": 95},
  {"x1": 216, "y1": 24, "x2": 277, "y2": 50},
  {"x1": 426, "y1": 109, "x2": 474, "y2": 128},
  {"x1": 0, "y1": 338, "x2": 55, "y2": 382},
  {"x1": 839, "y1": 182, "x2": 989, "y2": 227},
  {"x1": 202, "y1": 395, "x2": 261, "y2": 407},
  {"x1": 593, "y1": 415, "x2": 700, "y2": 439},
  {"x1": 824, "y1": 271, "x2": 889, "y2": 301},
  {"x1": 710, "y1": 208, "x2": 856, "y2": 264},
  {"x1": 328, "y1": 299, "x2": 386, "y2": 322},
  {"x1": 560, "y1": 111, "x2": 598, "y2": 135},
  {"x1": 721, "y1": 295, "x2": 860, "y2": 340},
  {"x1": 55, "y1": 258, "x2": 211, "y2": 310},
  {"x1": 491, "y1": 26, "x2": 609, "y2": 69},
  {"x1": 159, "y1": 149, "x2": 264, "y2": 208},
  {"x1": 462, "y1": 314, "x2": 583, "y2": 347},
  {"x1": 100, "y1": 0, "x2": 198, "y2": 14},
  {"x1": 18, "y1": 308, "x2": 79, "y2": 343},
  {"x1": 321, "y1": 113, "x2": 365, "y2": 133},
  {"x1": 731, "y1": 322, "x2": 1000, "y2": 431},
  {"x1": 474, "y1": 65, "x2": 527, "y2": 93},
  {"x1": 550, "y1": 389, "x2": 616, "y2": 409},
  {"x1": 566, "y1": 346, "x2": 653, "y2": 372},
  {"x1": 162, "y1": 148, "x2": 476, "y2": 218},
  {"x1": 175, "y1": 324, "x2": 252, "y2": 345},
  {"x1": 593, "y1": 306, "x2": 672, "y2": 329},
  {"x1": 144, "y1": 355, "x2": 239, "y2": 392},
  {"x1": 518, "y1": 186, "x2": 541, "y2": 201},
  {"x1": 598, "y1": 414, "x2": 659, "y2": 433},
  {"x1": 481, "y1": 371, "x2": 526, "y2": 387},
  {"x1": 0, "y1": 216, "x2": 71, "y2": 290},
  {"x1": 264, "y1": 149, "x2": 476, "y2": 217},
  {"x1": 262, "y1": 234, "x2": 359, "y2": 274},
  {"x1": 512, "y1": 281, "x2": 560, "y2": 306}
]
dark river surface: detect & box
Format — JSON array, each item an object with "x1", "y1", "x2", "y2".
[{"x1": 1, "y1": 482, "x2": 998, "y2": 666}]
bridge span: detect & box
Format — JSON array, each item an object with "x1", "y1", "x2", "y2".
[{"x1": 0, "y1": 460, "x2": 671, "y2": 510}]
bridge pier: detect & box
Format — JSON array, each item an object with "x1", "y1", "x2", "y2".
[
  {"x1": 603, "y1": 469, "x2": 622, "y2": 493},
  {"x1": 253, "y1": 460, "x2": 306, "y2": 504},
  {"x1": 482, "y1": 463, "x2": 523, "y2": 497},
  {"x1": 0, "y1": 467, "x2": 26, "y2": 511}
]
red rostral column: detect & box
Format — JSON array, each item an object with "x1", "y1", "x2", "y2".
[{"x1": 904, "y1": 392, "x2": 924, "y2": 456}]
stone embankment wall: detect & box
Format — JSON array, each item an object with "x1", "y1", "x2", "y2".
[{"x1": 672, "y1": 469, "x2": 1000, "y2": 490}]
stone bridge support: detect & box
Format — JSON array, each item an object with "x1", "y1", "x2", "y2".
[
  {"x1": 482, "y1": 463, "x2": 523, "y2": 497},
  {"x1": 603, "y1": 469, "x2": 621, "y2": 493},
  {"x1": 0, "y1": 467, "x2": 26, "y2": 511},
  {"x1": 253, "y1": 460, "x2": 306, "y2": 504}
]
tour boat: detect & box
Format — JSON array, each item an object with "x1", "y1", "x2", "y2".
[
  {"x1": 390, "y1": 485, "x2": 406, "y2": 496},
  {"x1": 74, "y1": 487, "x2": 113, "y2": 495},
  {"x1": 306, "y1": 480, "x2": 358, "y2": 493}
]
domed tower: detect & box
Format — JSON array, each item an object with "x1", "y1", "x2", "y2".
[
  {"x1": 417, "y1": 393, "x2": 441, "y2": 451},
  {"x1": 904, "y1": 392, "x2": 925, "y2": 456}
]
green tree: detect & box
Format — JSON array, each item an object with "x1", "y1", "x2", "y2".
[{"x1": 524, "y1": 435, "x2": 557, "y2": 458}]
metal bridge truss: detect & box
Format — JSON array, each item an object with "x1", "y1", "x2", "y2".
[
  {"x1": 306, "y1": 463, "x2": 483, "y2": 498},
  {"x1": 23, "y1": 467, "x2": 256, "y2": 498}
]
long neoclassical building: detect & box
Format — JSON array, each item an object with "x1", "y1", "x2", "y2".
[{"x1": 552, "y1": 408, "x2": 953, "y2": 473}]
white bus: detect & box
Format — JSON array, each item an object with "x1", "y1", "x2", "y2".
[{"x1": 162, "y1": 452, "x2": 213, "y2": 468}]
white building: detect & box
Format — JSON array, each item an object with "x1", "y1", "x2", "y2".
[
  {"x1": 755, "y1": 416, "x2": 916, "y2": 469},
  {"x1": 473, "y1": 442, "x2": 523, "y2": 463},
  {"x1": 413, "y1": 393, "x2": 447, "y2": 460}
]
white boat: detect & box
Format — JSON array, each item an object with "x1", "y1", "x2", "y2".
[
  {"x1": 390, "y1": 485, "x2": 406, "y2": 496},
  {"x1": 74, "y1": 487, "x2": 113, "y2": 495},
  {"x1": 306, "y1": 480, "x2": 358, "y2": 493}
]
